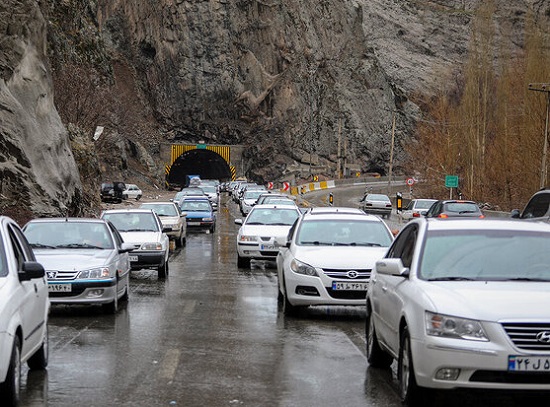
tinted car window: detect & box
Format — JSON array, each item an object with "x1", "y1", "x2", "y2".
[{"x1": 521, "y1": 193, "x2": 550, "y2": 219}]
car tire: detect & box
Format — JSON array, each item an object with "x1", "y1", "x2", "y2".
[
  {"x1": 399, "y1": 326, "x2": 428, "y2": 406},
  {"x1": 237, "y1": 254, "x2": 250, "y2": 268},
  {"x1": 0, "y1": 336, "x2": 21, "y2": 406},
  {"x1": 123, "y1": 194, "x2": 128, "y2": 200},
  {"x1": 120, "y1": 278, "x2": 130, "y2": 302},
  {"x1": 366, "y1": 310, "x2": 393, "y2": 368},
  {"x1": 210, "y1": 225, "x2": 215, "y2": 233},
  {"x1": 136, "y1": 195, "x2": 142, "y2": 201},
  {"x1": 103, "y1": 294, "x2": 118, "y2": 314},
  {"x1": 158, "y1": 261, "x2": 168, "y2": 279},
  {"x1": 27, "y1": 326, "x2": 49, "y2": 370},
  {"x1": 175, "y1": 231, "x2": 184, "y2": 248},
  {"x1": 282, "y1": 292, "x2": 300, "y2": 317}
]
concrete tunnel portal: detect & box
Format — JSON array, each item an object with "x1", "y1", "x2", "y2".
[{"x1": 167, "y1": 149, "x2": 232, "y2": 188}]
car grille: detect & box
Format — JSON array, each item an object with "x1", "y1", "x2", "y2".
[
  {"x1": 470, "y1": 370, "x2": 550, "y2": 384},
  {"x1": 46, "y1": 270, "x2": 78, "y2": 281},
  {"x1": 322, "y1": 268, "x2": 371, "y2": 280},
  {"x1": 501, "y1": 322, "x2": 550, "y2": 351},
  {"x1": 326, "y1": 289, "x2": 367, "y2": 300}
]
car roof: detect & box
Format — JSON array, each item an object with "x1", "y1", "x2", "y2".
[
  {"x1": 304, "y1": 207, "x2": 381, "y2": 221},
  {"x1": 419, "y1": 217, "x2": 550, "y2": 233},
  {"x1": 25, "y1": 217, "x2": 108, "y2": 224},
  {"x1": 251, "y1": 204, "x2": 301, "y2": 211},
  {"x1": 101, "y1": 208, "x2": 156, "y2": 214},
  {"x1": 140, "y1": 201, "x2": 177, "y2": 206}
]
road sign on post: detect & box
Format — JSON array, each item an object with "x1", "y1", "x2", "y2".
[
  {"x1": 445, "y1": 175, "x2": 459, "y2": 188},
  {"x1": 445, "y1": 175, "x2": 459, "y2": 199}
]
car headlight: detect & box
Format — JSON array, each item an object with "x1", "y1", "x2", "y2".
[
  {"x1": 141, "y1": 242, "x2": 164, "y2": 251},
  {"x1": 239, "y1": 235, "x2": 256, "y2": 242},
  {"x1": 202, "y1": 217, "x2": 213, "y2": 221},
  {"x1": 425, "y1": 311, "x2": 488, "y2": 341},
  {"x1": 290, "y1": 259, "x2": 318, "y2": 277},
  {"x1": 78, "y1": 267, "x2": 111, "y2": 279}
]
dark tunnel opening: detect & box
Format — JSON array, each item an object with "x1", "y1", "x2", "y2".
[{"x1": 166, "y1": 149, "x2": 232, "y2": 189}]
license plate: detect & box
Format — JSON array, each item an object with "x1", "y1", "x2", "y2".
[
  {"x1": 129, "y1": 255, "x2": 138, "y2": 262},
  {"x1": 49, "y1": 284, "x2": 71, "y2": 293},
  {"x1": 188, "y1": 222, "x2": 201, "y2": 226},
  {"x1": 260, "y1": 244, "x2": 277, "y2": 250},
  {"x1": 508, "y1": 355, "x2": 550, "y2": 372},
  {"x1": 332, "y1": 281, "x2": 369, "y2": 291}
]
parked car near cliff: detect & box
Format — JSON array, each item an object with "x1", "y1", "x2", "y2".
[
  {"x1": 0, "y1": 216, "x2": 49, "y2": 405},
  {"x1": 122, "y1": 184, "x2": 142, "y2": 200}
]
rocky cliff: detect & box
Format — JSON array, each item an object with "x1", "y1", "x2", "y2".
[{"x1": 1, "y1": 0, "x2": 549, "y2": 220}]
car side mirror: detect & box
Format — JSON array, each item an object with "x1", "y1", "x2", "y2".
[
  {"x1": 510, "y1": 209, "x2": 520, "y2": 218},
  {"x1": 19, "y1": 261, "x2": 46, "y2": 281},
  {"x1": 375, "y1": 258, "x2": 409, "y2": 277},
  {"x1": 420, "y1": 211, "x2": 428, "y2": 216},
  {"x1": 180, "y1": 212, "x2": 187, "y2": 217},
  {"x1": 119, "y1": 242, "x2": 135, "y2": 253},
  {"x1": 234, "y1": 219, "x2": 243, "y2": 225},
  {"x1": 162, "y1": 227, "x2": 171, "y2": 233}
]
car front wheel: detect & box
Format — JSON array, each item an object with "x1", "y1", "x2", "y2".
[
  {"x1": 399, "y1": 326, "x2": 428, "y2": 406},
  {"x1": 0, "y1": 336, "x2": 21, "y2": 406},
  {"x1": 366, "y1": 310, "x2": 393, "y2": 368},
  {"x1": 27, "y1": 326, "x2": 49, "y2": 370},
  {"x1": 237, "y1": 254, "x2": 250, "y2": 268},
  {"x1": 158, "y1": 261, "x2": 168, "y2": 279}
]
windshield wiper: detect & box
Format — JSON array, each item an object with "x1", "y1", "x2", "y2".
[
  {"x1": 31, "y1": 243, "x2": 57, "y2": 249},
  {"x1": 427, "y1": 277, "x2": 476, "y2": 281},
  {"x1": 349, "y1": 242, "x2": 382, "y2": 247},
  {"x1": 458, "y1": 211, "x2": 477, "y2": 214},
  {"x1": 245, "y1": 222, "x2": 264, "y2": 225},
  {"x1": 300, "y1": 241, "x2": 334, "y2": 246},
  {"x1": 505, "y1": 277, "x2": 549, "y2": 282},
  {"x1": 55, "y1": 243, "x2": 104, "y2": 249}
]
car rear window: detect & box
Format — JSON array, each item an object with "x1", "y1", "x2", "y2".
[{"x1": 444, "y1": 203, "x2": 480, "y2": 214}]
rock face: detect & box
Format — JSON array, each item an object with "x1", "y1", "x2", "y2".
[
  {"x1": 1, "y1": 0, "x2": 549, "y2": 219},
  {"x1": 0, "y1": 1, "x2": 82, "y2": 223}
]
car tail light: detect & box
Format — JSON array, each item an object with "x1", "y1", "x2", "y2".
[
  {"x1": 479, "y1": 214, "x2": 485, "y2": 219},
  {"x1": 413, "y1": 213, "x2": 420, "y2": 218},
  {"x1": 438, "y1": 214, "x2": 449, "y2": 218}
]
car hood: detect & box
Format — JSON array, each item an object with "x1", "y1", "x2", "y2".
[
  {"x1": 419, "y1": 281, "x2": 550, "y2": 321},
  {"x1": 158, "y1": 216, "x2": 180, "y2": 224},
  {"x1": 119, "y1": 231, "x2": 164, "y2": 244},
  {"x1": 294, "y1": 246, "x2": 388, "y2": 269},
  {"x1": 33, "y1": 249, "x2": 114, "y2": 270}
]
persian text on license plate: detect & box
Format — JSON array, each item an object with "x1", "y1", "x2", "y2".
[
  {"x1": 48, "y1": 284, "x2": 71, "y2": 293},
  {"x1": 188, "y1": 222, "x2": 201, "y2": 226},
  {"x1": 332, "y1": 281, "x2": 369, "y2": 291},
  {"x1": 129, "y1": 255, "x2": 138, "y2": 262},
  {"x1": 508, "y1": 355, "x2": 550, "y2": 372},
  {"x1": 260, "y1": 244, "x2": 278, "y2": 250}
]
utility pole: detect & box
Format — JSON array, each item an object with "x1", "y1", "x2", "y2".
[
  {"x1": 337, "y1": 117, "x2": 342, "y2": 179},
  {"x1": 528, "y1": 83, "x2": 550, "y2": 189},
  {"x1": 387, "y1": 111, "x2": 396, "y2": 194}
]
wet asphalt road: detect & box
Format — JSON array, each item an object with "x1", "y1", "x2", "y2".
[{"x1": 18, "y1": 186, "x2": 543, "y2": 406}]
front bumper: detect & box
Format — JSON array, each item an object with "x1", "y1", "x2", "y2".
[
  {"x1": 129, "y1": 251, "x2": 165, "y2": 270},
  {"x1": 48, "y1": 279, "x2": 118, "y2": 305},
  {"x1": 410, "y1": 327, "x2": 550, "y2": 390},
  {"x1": 283, "y1": 268, "x2": 368, "y2": 306},
  {"x1": 237, "y1": 242, "x2": 280, "y2": 260}
]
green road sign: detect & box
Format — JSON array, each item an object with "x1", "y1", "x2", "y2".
[{"x1": 445, "y1": 175, "x2": 459, "y2": 188}]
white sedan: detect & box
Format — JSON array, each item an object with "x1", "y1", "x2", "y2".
[
  {"x1": 366, "y1": 218, "x2": 550, "y2": 405},
  {"x1": 399, "y1": 198, "x2": 437, "y2": 221},
  {"x1": 235, "y1": 204, "x2": 301, "y2": 268},
  {"x1": 101, "y1": 209, "x2": 170, "y2": 278},
  {"x1": 277, "y1": 207, "x2": 394, "y2": 316}
]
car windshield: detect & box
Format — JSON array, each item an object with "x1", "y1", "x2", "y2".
[
  {"x1": 368, "y1": 194, "x2": 390, "y2": 202},
  {"x1": 141, "y1": 204, "x2": 178, "y2": 216},
  {"x1": 180, "y1": 201, "x2": 212, "y2": 212},
  {"x1": 419, "y1": 230, "x2": 550, "y2": 281},
  {"x1": 181, "y1": 188, "x2": 204, "y2": 195},
  {"x1": 102, "y1": 213, "x2": 159, "y2": 232},
  {"x1": 444, "y1": 202, "x2": 480, "y2": 214},
  {"x1": 245, "y1": 191, "x2": 264, "y2": 199},
  {"x1": 24, "y1": 221, "x2": 114, "y2": 249},
  {"x1": 296, "y1": 219, "x2": 393, "y2": 247},
  {"x1": 201, "y1": 186, "x2": 217, "y2": 193},
  {"x1": 415, "y1": 200, "x2": 437, "y2": 209},
  {"x1": 245, "y1": 208, "x2": 300, "y2": 226},
  {"x1": 261, "y1": 198, "x2": 295, "y2": 206}
]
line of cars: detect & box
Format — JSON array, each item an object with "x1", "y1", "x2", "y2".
[{"x1": 232, "y1": 185, "x2": 550, "y2": 404}]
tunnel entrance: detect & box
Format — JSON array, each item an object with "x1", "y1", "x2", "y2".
[{"x1": 167, "y1": 149, "x2": 232, "y2": 189}]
